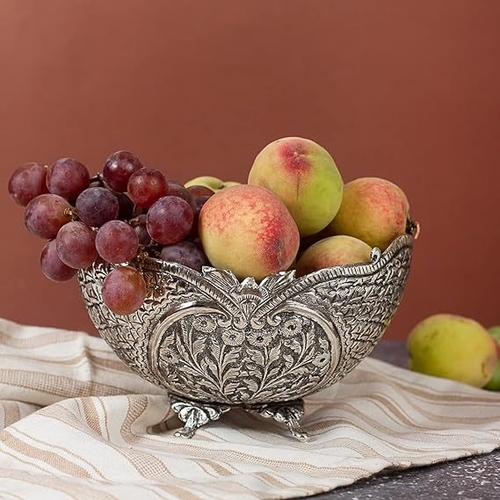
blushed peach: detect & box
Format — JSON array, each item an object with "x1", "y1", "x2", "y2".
[
  {"x1": 198, "y1": 184, "x2": 300, "y2": 280},
  {"x1": 295, "y1": 235, "x2": 372, "y2": 277},
  {"x1": 248, "y1": 137, "x2": 343, "y2": 237}
]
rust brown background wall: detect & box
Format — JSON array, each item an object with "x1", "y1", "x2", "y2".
[{"x1": 1, "y1": 0, "x2": 499, "y2": 339}]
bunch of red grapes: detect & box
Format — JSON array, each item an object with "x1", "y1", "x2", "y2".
[{"x1": 8, "y1": 151, "x2": 213, "y2": 314}]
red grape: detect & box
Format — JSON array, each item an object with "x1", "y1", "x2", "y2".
[
  {"x1": 127, "y1": 168, "x2": 168, "y2": 209},
  {"x1": 24, "y1": 194, "x2": 72, "y2": 239},
  {"x1": 102, "y1": 266, "x2": 147, "y2": 315},
  {"x1": 102, "y1": 151, "x2": 143, "y2": 192},
  {"x1": 40, "y1": 239, "x2": 77, "y2": 281},
  {"x1": 159, "y1": 241, "x2": 208, "y2": 271},
  {"x1": 146, "y1": 196, "x2": 194, "y2": 245},
  {"x1": 75, "y1": 187, "x2": 119, "y2": 227},
  {"x1": 95, "y1": 220, "x2": 139, "y2": 264},
  {"x1": 46, "y1": 158, "x2": 90, "y2": 201},
  {"x1": 56, "y1": 221, "x2": 98, "y2": 269},
  {"x1": 8, "y1": 162, "x2": 48, "y2": 206}
]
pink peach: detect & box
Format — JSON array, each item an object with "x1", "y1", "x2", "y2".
[
  {"x1": 295, "y1": 235, "x2": 372, "y2": 277},
  {"x1": 198, "y1": 185, "x2": 300, "y2": 280},
  {"x1": 248, "y1": 137, "x2": 343, "y2": 237}
]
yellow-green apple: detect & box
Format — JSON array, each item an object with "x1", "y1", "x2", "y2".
[
  {"x1": 184, "y1": 176, "x2": 241, "y2": 192},
  {"x1": 407, "y1": 314, "x2": 499, "y2": 388},
  {"x1": 248, "y1": 137, "x2": 343, "y2": 237},
  {"x1": 327, "y1": 177, "x2": 410, "y2": 251},
  {"x1": 198, "y1": 184, "x2": 300, "y2": 280},
  {"x1": 295, "y1": 235, "x2": 372, "y2": 277},
  {"x1": 222, "y1": 181, "x2": 241, "y2": 188},
  {"x1": 184, "y1": 176, "x2": 225, "y2": 191},
  {"x1": 484, "y1": 326, "x2": 500, "y2": 391}
]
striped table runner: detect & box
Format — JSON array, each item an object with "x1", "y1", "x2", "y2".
[{"x1": 1, "y1": 317, "x2": 500, "y2": 499}]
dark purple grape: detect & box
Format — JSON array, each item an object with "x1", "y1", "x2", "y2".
[
  {"x1": 167, "y1": 181, "x2": 195, "y2": 205},
  {"x1": 75, "y1": 187, "x2": 119, "y2": 227},
  {"x1": 56, "y1": 221, "x2": 98, "y2": 269},
  {"x1": 8, "y1": 162, "x2": 48, "y2": 206},
  {"x1": 95, "y1": 220, "x2": 139, "y2": 264},
  {"x1": 115, "y1": 192, "x2": 136, "y2": 220},
  {"x1": 24, "y1": 194, "x2": 72, "y2": 239},
  {"x1": 146, "y1": 196, "x2": 194, "y2": 245},
  {"x1": 101, "y1": 266, "x2": 147, "y2": 315},
  {"x1": 130, "y1": 214, "x2": 151, "y2": 246},
  {"x1": 186, "y1": 185, "x2": 215, "y2": 199},
  {"x1": 159, "y1": 241, "x2": 208, "y2": 271},
  {"x1": 40, "y1": 239, "x2": 77, "y2": 281},
  {"x1": 192, "y1": 195, "x2": 211, "y2": 216},
  {"x1": 187, "y1": 195, "x2": 211, "y2": 239},
  {"x1": 127, "y1": 168, "x2": 168, "y2": 209},
  {"x1": 46, "y1": 158, "x2": 90, "y2": 201},
  {"x1": 102, "y1": 151, "x2": 143, "y2": 192}
]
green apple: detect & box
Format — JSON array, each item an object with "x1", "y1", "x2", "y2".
[
  {"x1": 184, "y1": 176, "x2": 225, "y2": 191},
  {"x1": 222, "y1": 181, "x2": 241, "y2": 188},
  {"x1": 407, "y1": 314, "x2": 499, "y2": 388},
  {"x1": 484, "y1": 326, "x2": 500, "y2": 391}
]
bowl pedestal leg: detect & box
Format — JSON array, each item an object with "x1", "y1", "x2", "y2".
[
  {"x1": 170, "y1": 395, "x2": 231, "y2": 438},
  {"x1": 246, "y1": 400, "x2": 310, "y2": 442},
  {"x1": 170, "y1": 395, "x2": 309, "y2": 442}
]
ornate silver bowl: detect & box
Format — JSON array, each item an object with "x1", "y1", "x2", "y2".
[{"x1": 78, "y1": 228, "x2": 416, "y2": 441}]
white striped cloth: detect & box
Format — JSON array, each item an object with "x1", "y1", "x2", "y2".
[{"x1": 1, "y1": 317, "x2": 500, "y2": 499}]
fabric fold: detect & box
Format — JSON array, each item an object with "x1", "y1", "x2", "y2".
[{"x1": 1, "y1": 317, "x2": 500, "y2": 500}]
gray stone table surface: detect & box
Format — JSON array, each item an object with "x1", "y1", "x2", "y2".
[{"x1": 299, "y1": 341, "x2": 500, "y2": 500}]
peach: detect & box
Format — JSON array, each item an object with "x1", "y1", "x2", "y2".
[
  {"x1": 327, "y1": 177, "x2": 409, "y2": 251},
  {"x1": 248, "y1": 137, "x2": 343, "y2": 237},
  {"x1": 198, "y1": 184, "x2": 300, "y2": 280},
  {"x1": 295, "y1": 235, "x2": 372, "y2": 277}
]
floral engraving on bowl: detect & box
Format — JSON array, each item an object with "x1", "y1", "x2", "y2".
[
  {"x1": 149, "y1": 306, "x2": 338, "y2": 404},
  {"x1": 78, "y1": 233, "x2": 413, "y2": 406}
]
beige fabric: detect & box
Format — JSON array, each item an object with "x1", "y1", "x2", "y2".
[{"x1": 1, "y1": 317, "x2": 500, "y2": 499}]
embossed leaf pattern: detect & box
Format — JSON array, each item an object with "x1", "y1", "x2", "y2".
[
  {"x1": 154, "y1": 312, "x2": 333, "y2": 404},
  {"x1": 78, "y1": 236, "x2": 413, "y2": 405}
]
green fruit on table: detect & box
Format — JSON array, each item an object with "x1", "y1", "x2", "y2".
[
  {"x1": 248, "y1": 136, "x2": 344, "y2": 237},
  {"x1": 484, "y1": 326, "x2": 500, "y2": 391},
  {"x1": 407, "y1": 314, "x2": 499, "y2": 388}
]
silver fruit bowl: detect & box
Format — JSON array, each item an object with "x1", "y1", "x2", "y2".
[{"x1": 78, "y1": 227, "x2": 416, "y2": 441}]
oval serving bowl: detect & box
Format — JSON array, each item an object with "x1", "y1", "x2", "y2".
[{"x1": 78, "y1": 228, "x2": 416, "y2": 441}]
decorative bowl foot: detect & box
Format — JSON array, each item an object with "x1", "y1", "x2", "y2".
[
  {"x1": 169, "y1": 395, "x2": 309, "y2": 441},
  {"x1": 246, "y1": 399, "x2": 309, "y2": 442},
  {"x1": 170, "y1": 395, "x2": 231, "y2": 438}
]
